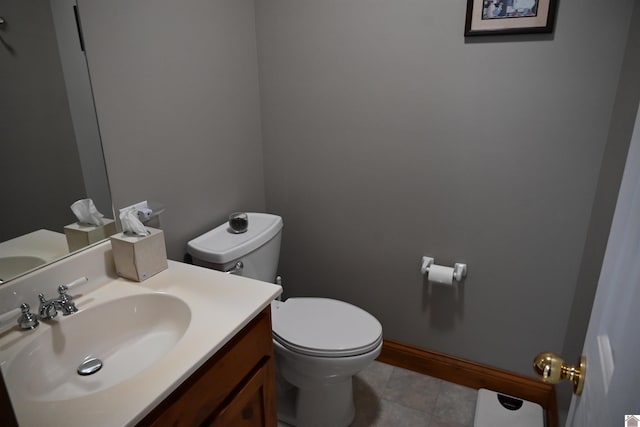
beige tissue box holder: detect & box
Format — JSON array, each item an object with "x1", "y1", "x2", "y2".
[
  {"x1": 64, "y1": 219, "x2": 117, "y2": 252},
  {"x1": 110, "y1": 227, "x2": 168, "y2": 282}
]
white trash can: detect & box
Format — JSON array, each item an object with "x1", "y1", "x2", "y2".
[{"x1": 474, "y1": 388, "x2": 544, "y2": 427}]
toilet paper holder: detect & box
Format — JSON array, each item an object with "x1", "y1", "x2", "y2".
[{"x1": 420, "y1": 256, "x2": 467, "y2": 282}]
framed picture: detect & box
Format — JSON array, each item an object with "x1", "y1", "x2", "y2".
[{"x1": 465, "y1": 0, "x2": 558, "y2": 36}]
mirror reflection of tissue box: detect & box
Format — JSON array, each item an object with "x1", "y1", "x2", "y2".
[
  {"x1": 64, "y1": 219, "x2": 117, "y2": 252},
  {"x1": 110, "y1": 227, "x2": 168, "y2": 282}
]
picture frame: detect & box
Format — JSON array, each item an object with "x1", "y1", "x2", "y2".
[{"x1": 465, "y1": 0, "x2": 558, "y2": 36}]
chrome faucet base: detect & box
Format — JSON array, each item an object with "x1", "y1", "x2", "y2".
[
  {"x1": 38, "y1": 294, "x2": 58, "y2": 320},
  {"x1": 17, "y1": 304, "x2": 39, "y2": 330}
]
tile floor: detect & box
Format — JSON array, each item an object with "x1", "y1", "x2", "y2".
[{"x1": 278, "y1": 361, "x2": 478, "y2": 427}]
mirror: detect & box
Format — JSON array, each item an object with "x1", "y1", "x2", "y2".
[{"x1": 0, "y1": 0, "x2": 114, "y2": 284}]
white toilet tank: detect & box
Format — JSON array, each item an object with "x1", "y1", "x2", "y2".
[{"x1": 186, "y1": 213, "x2": 283, "y2": 282}]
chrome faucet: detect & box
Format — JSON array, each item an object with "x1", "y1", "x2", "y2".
[{"x1": 38, "y1": 285, "x2": 78, "y2": 320}]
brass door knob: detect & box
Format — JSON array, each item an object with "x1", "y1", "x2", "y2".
[{"x1": 533, "y1": 352, "x2": 586, "y2": 395}]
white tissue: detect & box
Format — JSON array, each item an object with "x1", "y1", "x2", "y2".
[
  {"x1": 120, "y1": 206, "x2": 150, "y2": 236},
  {"x1": 71, "y1": 199, "x2": 104, "y2": 226}
]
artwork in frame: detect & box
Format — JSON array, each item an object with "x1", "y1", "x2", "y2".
[{"x1": 465, "y1": 0, "x2": 558, "y2": 36}]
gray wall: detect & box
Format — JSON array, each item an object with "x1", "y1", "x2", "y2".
[
  {"x1": 0, "y1": 0, "x2": 85, "y2": 242},
  {"x1": 255, "y1": 0, "x2": 635, "y2": 378},
  {"x1": 78, "y1": 0, "x2": 266, "y2": 260},
  {"x1": 77, "y1": 0, "x2": 637, "y2": 401}
]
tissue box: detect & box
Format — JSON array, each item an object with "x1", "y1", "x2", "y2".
[
  {"x1": 64, "y1": 219, "x2": 117, "y2": 252},
  {"x1": 110, "y1": 227, "x2": 168, "y2": 282}
]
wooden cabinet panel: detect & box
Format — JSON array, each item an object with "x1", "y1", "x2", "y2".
[
  {"x1": 0, "y1": 370, "x2": 18, "y2": 427},
  {"x1": 207, "y1": 360, "x2": 274, "y2": 427}
]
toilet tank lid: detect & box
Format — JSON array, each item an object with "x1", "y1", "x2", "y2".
[{"x1": 187, "y1": 213, "x2": 283, "y2": 264}]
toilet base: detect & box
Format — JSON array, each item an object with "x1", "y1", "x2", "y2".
[
  {"x1": 272, "y1": 332, "x2": 382, "y2": 427},
  {"x1": 276, "y1": 375, "x2": 355, "y2": 427}
]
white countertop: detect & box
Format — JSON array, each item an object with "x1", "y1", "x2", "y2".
[{"x1": 0, "y1": 258, "x2": 281, "y2": 426}]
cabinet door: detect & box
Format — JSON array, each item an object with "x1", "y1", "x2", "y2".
[{"x1": 207, "y1": 360, "x2": 276, "y2": 427}]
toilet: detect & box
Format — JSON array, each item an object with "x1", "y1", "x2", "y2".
[{"x1": 187, "y1": 213, "x2": 383, "y2": 427}]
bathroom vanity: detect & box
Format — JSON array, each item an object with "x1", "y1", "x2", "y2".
[{"x1": 0, "y1": 241, "x2": 281, "y2": 426}]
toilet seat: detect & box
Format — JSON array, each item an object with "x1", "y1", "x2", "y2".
[{"x1": 271, "y1": 298, "x2": 383, "y2": 358}]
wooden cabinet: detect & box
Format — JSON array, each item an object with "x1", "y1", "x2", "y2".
[
  {"x1": 0, "y1": 368, "x2": 18, "y2": 427},
  {"x1": 140, "y1": 307, "x2": 277, "y2": 427}
]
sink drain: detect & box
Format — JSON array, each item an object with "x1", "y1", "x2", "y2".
[{"x1": 77, "y1": 357, "x2": 103, "y2": 376}]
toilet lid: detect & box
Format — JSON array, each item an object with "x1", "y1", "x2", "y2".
[{"x1": 271, "y1": 298, "x2": 383, "y2": 357}]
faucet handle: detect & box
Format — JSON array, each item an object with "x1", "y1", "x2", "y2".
[
  {"x1": 17, "y1": 303, "x2": 39, "y2": 330},
  {"x1": 57, "y1": 284, "x2": 75, "y2": 303},
  {"x1": 57, "y1": 285, "x2": 78, "y2": 315}
]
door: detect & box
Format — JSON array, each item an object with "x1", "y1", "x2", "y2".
[{"x1": 566, "y1": 105, "x2": 640, "y2": 425}]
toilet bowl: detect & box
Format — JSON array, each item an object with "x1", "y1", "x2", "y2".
[
  {"x1": 272, "y1": 297, "x2": 382, "y2": 426},
  {"x1": 186, "y1": 213, "x2": 383, "y2": 427}
]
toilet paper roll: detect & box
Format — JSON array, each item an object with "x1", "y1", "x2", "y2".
[{"x1": 428, "y1": 265, "x2": 455, "y2": 285}]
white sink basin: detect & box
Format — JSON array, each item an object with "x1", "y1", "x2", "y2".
[{"x1": 4, "y1": 293, "x2": 191, "y2": 402}]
